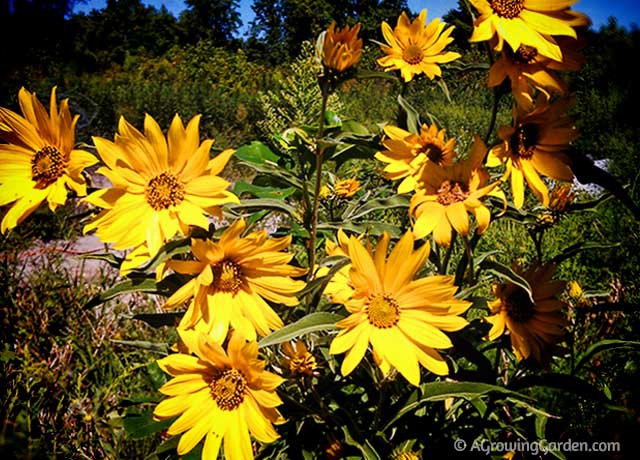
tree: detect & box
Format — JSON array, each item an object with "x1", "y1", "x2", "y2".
[{"x1": 179, "y1": 0, "x2": 242, "y2": 47}]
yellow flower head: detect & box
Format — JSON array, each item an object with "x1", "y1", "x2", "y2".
[
  {"x1": 333, "y1": 178, "x2": 361, "y2": 198},
  {"x1": 376, "y1": 123, "x2": 456, "y2": 194},
  {"x1": 410, "y1": 136, "x2": 505, "y2": 247},
  {"x1": 378, "y1": 9, "x2": 461, "y2": 82},
  {"x1": 485, "y1": 263, "x2": 566, "y2": 365},
  {"x1": 154, "y1": 330, "x2": 285, "y2": 460},
  {"x1": 0, "y1": 87, "x2": 98, "y2": 233},
  {"x1": 328, "y1": 231, "x2": 471, "y2": 385},
  {"x1": 469, "y1": 0, "x2": 590, "y2": 61},
  {"x1": 487, "y1": 96, "x2": 577, "y2": 209},
  {"x1": 163, "y1": 219, "x2": 306, "y2": 342},
  {"x1": 282, "y1": 340, "x2": 318, "y2": 377},
  {"x1": 322, "y1": 22, "x2": 363, "y2": 72},
  {"x1": 83, "y1": 114, "x2": 238, "y2": 262},
  {"x1": 488, "y1": 37, "x2": 585, "y2": 109},
  {"x1": 567, "y1": 280, "x2": 583, "y2": 300}
]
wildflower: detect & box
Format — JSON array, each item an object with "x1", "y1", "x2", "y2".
[
  {"x1": 469, "y1": 0, "x2": 590, "y2": 61},
  {"x1": 282, "y1": 340, "x2": 318, "y2": 377},
  {"x1": 567, "y1": 280, "x2": 583, "y2": 300},
  {"x1": 376, "y1": 122, "x2": 456, "y2": 194},
  {"x1": 410, "y1": 136, "x2": 505, "y2": 247},
  {"x1": 83, "y1": 114, "x2": 238, "y2": 266},
  {"x1": 154, "y1": 330, "x2": 285, "y2": 460},
  {"x1": 488, "y1": 37, "x2": 585, "y2": 109},
  {"x1": 487, "y1": 97, "x2": 577, "y2": 209},
  {"x1": 485, "y1": 263, "x2": 566, "y2": 365},
  {"x1": 322, "y1": 22, "x2": 363, "y2": 72},
  {"x1": 0, "y1": 87, "x2": 97, "y2": 233},
  {"x1": 163, "y1": 219, "x2": 306, "y2": 342},
  {"x1": 328, "y1": 231, "x2": 471, "y2": 385},
  {"x1": 378, "y1": 9, "x2": 461, "y2": 82},
  {"x1": 333, "y1": 178, "x2": 361, "y2": 198}
]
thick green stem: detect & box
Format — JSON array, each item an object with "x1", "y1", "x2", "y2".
[{"x1": 307, "y1": 81, "x2": 330, "y2": 283}]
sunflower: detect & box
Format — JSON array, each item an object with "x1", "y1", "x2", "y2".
[
  {"x1": 333, "y1": 178, "x2": 361, "y2": 199},
  {"x1": 377, "y1": 9, "x2": 461, "y2": 82},
  {"x1": 487, "y1": 96, "x2": 577, "y2": 209},
  {"x1": 469, "y1": 0, "x2": 589, "y2": 61},
  {"x1": 83, "y1": 114, "x2": 238, "y2": 264},
  {"x1": 488, "y1": 37, "x2": 585, "y2": 109},
  {"x1": 376, "y1": 123, "x2": 456, "y2": 194},
  {"x1": 154, "y1": 330, "x2": 285, "y2": 460},
  {"x1": 162, "y1": 219, "x2": 306, "y2": 343},
  {"x1": 0, "y1": 87, "x2": 97, "y2": 233},
  {"x1": 321, "y1": 22, "x2": 363, "y2": 72},
  {"x1": 328, "y1": 231, "x2": 471, "y2": 385},
  {"x1": 410, "y1": 136, "x2": 505, "y2": 247},
  {"x1": 281, "y1": 340, "x2": 318, "y2": 377},
  {"x1": 485, "y1": 263, "x2": 566, "y2": 364}
]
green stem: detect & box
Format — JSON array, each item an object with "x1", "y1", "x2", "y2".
[
  {"x1": 307, "y1": 81, "x2": 330, "y2": 283},
  {"x1": 440, "y1": 231, "x2": 457, "y2": 275},
  {"x1": 462, "y1": 235, "x2": 475, "y2": 285}
]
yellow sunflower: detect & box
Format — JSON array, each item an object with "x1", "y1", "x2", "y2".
[
  {"x1": 469, "y1": 0, "x2": 589, "y2": 61},
  {"x1": 328, "y1": 231, "x2": 471, "y2": 385},
  {"x1": 163, "y1": 219, "x2": 306, "y2": 342},
  {"x1": 322, "y1": 22, "x2": 363, "y2": 72},
  {"x1": 281, "y1": 340, "x2": 318, "y2": 377},
  {"x1": 410, "y1": 136, "x2": 505, "y2": 247},
  {"x1": 376, "y1": 123, "x2": 456, "y2": 194},
  {"x1": 485, "y1": 263, "x2": 566, "y2": 365},
  {"x1": 488, "y1": 37, "x2": 585, "y2": 109},
  {"x1": 154, "y1": 330, "x2": 285, "y2": 460},
  {"x1": 333, "y1": 178, "x2": 361, "y2": 199},
  {"x1": 487, "y1": 96, "x2": 577, "y2": 209},
  {"x1": 378, "y1": 9, "x2": 461, "y2": 82},
  {"x1": 0, "y1": 87, "x2": 97, "y2": 233},
  {"x1": 83, "y1": 114, "x2": 238, "y2": 264}
]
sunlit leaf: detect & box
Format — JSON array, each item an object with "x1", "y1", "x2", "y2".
[
  {"x1": 258, "y1": 312, "x2": 344, "y2": 348},
  {"x1": 235, "y1": 141, "x2": 280, "y2": 164}
]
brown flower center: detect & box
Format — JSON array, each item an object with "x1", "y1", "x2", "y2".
[
  {"x1": 289, "y1": 353, "x2": 318, "y2": 376},
  {"x1": 367, "y1": 294, "x2": 400, "y2": 328},
  {"x1": 31, "y1": 145, "x2": 66, "y2": 188},
  {"x1": 509, "y1": 123, "x2": 539, "y2": 159},
  {"x1": 209, "y1": 368, "x2": 247, "y2": 411},
  {"x1": 505, "y1": 287, "x2": 536, "y2": 323},
  {"x1": 145, "y1": 172, "x2": 184, "y2": 210},
  {"x1": 437, "y1": 180, "x2": 470, "y2": 205},
  {"x1": 416, "y1": 142, "x2": 446, "y2": 164},
  {"x1": 512, "y1": 45, "x2": 538, "y2": 64},
  {"x1": 403, "y1": 44, "x2": 424, "y2": 65},
  {"x1": 490, "y1": 0, "x2": 525, "y2": 19},
  {"x1": 212, "y1": 259, "x2": 243, "y2": 294}
]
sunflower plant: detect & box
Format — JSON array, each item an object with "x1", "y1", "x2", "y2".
[{"x1": 3, "y1": 4, "x2": 638, "y2": 460}]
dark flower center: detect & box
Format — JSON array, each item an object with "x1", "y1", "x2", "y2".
[
  {"x1": 403, "y1": 44, "x2": 424, "y2": 65},
  {"x1": 416, "y1": 142, "x2": 446, "y2": 165},
  {"x1": 505, "y1": 287, "x2": 536, "y2": 323},
  {"x1": 212, "y1": 259, "x2": 243, "y2": 294},
  {"x1": 509, "y1": 123, "x2": 539, "y2": 159},
  {"x1": 145, "y1": 172, "x2": 184, "y2": 210},
  {"x1": 512, "y1": 45, "x2": 538, "y2": 64},
  {"x1": 437, "y1": 180, "x2": 469, "y2": 205},
  {"x1": 490, "y1": 0, "x2": 525, "y2": 19},
  {"x1": 31, "y1": 145, "x2": 66, "y2": 187},
  {"x1": 209, "y1": 369, "x2": 247, "y2": 411}
]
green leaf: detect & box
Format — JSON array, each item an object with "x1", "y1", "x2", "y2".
[
  {"x1": 319, "y1": 221, "x2": 404, "y2": 238},
  {"x1": 341, "y1": 426, "x2": 382, "y2": 460},
  {"x1": 550, "y1": 241, "x2": 621, "y2": 265},
  {"x1": 84, "y1": 277, "x2": 163, "y2": 309},
  {"x1": 239, "y1": 159, "x2": 304, "y2": 190},
  {"x1": 479, "y1": 259, "x2": 534, "y2": 303},
  {"x1": 235, "y1": 141, "x2": 279, "y2": 164},
  {"x1": 381, "y1": 381, "x2": 530, "y2": 432},
  {"x1": 397, "y1": 94, "x2": 421, "y2": 134},
  {"x1": 111, "y1": 340, "x2": 170, "y2": 354},
  {"x1": 342, "y1": 195, "x2": 410, "y2": 221},
  {"x1": 137, "y1": 237, "x2": 191, "y2": 272},
  {"x1": 297, "y1": 255, "x2": 350, "y2": 298},
  {"x1": 574, "y1": 339, "x2": 640, "y2": 373},
  {"x1": 509, "y1": 373, "x2": 611, "y2": 402},
  {"x1": 228, "y1": 198, "x2": 302, "y2": 222},
  {"x1": 78, "y1": 252, "x2": 122, "y2": 269},
  {"x1": 122, "y1": 411, "x2": 173, "y2": 440},
  {"x1": 258, "y1": 312, "x2": 344, "y2": 348},
  {"x1": 232, "y1": 180, "x2": 297, "y2": 199}
]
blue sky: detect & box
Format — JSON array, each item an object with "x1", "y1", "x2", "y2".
[{"x1": 74, "y1": 0, "x2": 640, "y2": 32}]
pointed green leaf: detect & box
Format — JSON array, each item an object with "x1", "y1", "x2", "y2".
[
  {"x1": 122, "y1": 411, "x2": 173, "y2": 440},
  {"x1": 574, "y1": 339, "x2": 640, "y2": 373},
  {"x1": 235, "y1": 141, "x2": 279, "y2": 164},
  {"x1": 479, "y1": 259, "x2": 534, "y2": 303},
  {"x1": 258, "y1": 312, "x2": 344, "y2": 348}
]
